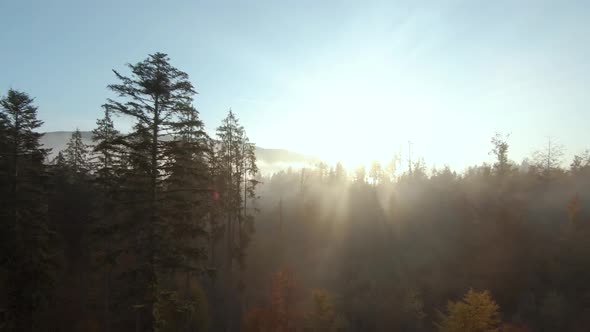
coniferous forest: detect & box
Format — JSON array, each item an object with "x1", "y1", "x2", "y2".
[{"x1": 3, "y1": 52, "x2": 590, "y2": 332}]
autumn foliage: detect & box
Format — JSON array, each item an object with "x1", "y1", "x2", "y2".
[{"x1": 436, "y1": 289, "x2": 501, "y2": 332}]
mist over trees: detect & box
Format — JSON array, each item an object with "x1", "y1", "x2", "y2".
[{"x1": 2, "y1": 53, "x2": 590, "y2": 332}]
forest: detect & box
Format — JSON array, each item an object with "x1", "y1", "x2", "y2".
[{"x1": 2, "y1": 52, "x2": 590, "y2": 332}]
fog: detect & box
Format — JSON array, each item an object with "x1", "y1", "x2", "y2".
[{"x1": 2, "y1": 1, "x2": 590, "y2": 331}]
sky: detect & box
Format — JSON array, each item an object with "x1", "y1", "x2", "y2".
[{"x1": 1, "y1": 0, "x2": 589, "y2": 170}]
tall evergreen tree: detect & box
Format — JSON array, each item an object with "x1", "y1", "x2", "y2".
[
  {"x1": 0, "y1": 89, "x2": 57, "y2": 331},
  {"x1": 90, "y1": 108, "x2": 123, "y2": 332},
  {"x1": 214, "y1": 109, "x2": 258, "y2": 271},
  {"x1": 48, "y1": 137, "x2": 96, "y2": 331},
  {"x1": 211, "y1": 109, "x2": 259, "y2": 331},
  {"x1": 92, "y1": 107, "x2": 123, "y2": 187},
  {"x1": 103, "y1": 52, "x2": 208, "y2": 331},
  {"x1": 160, "y1": 104, "x2": 211, "y2": 331}
]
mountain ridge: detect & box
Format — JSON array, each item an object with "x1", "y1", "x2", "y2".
[{"x1": 41, "y1": 131, "x2": 321, "y2": 173}]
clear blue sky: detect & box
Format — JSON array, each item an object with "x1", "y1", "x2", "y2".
[{"x1": 1, "y1": 0, "x2": 589, "y2": 169}]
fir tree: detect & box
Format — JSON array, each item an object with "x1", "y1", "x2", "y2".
[
  {"x1": 212, "y1": 109, "x2": 259, "y2": 331},
  {"x1": 214, "y1": 109, "x2": 259, "y2": 271},
  {"x1": 64, "y1": 128, "x2": 90, "y2": 174},
  {"x1": 90, "y1": 108, "x2": 123, "y2": 332},
  {"x1": 103, "y1": 52, "x2": 208, "y2": 330},
  {"x1": 159, "y1": 104, "x2": 211, "y2": 331},
  {"x1": 0, "y1": 89, "x2": 57, "y2": 331}
]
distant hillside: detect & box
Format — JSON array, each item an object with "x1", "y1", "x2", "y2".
[
  {"x1": 41, "y1": 131, "x2": 94, "y2": 158},
  {"x1": 41, "y1": 131, "x2": 320, "y2": 174}
]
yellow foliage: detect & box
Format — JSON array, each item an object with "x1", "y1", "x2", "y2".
[{"x1": 436, "y1": 289, "x2": 501, "y2": 332}]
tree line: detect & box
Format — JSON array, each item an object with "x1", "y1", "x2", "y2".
[
  {"x1": 3, "y1": 52, "x2": 590, "y2": 332},
  {"x1": 0, "y1": 52, "x2": 258, "y2": 331},
  {"x1": 239, "y1": 134, "x2": 590, "y2": 331}
]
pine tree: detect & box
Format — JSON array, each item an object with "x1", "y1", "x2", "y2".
[
  {"x1": 212, "y1": 109, "x2": 259, "y2": 331},
  {"x1": 158, "y1": 104, "x2": 211, "y2": 331},
  {"x1": 214, "y1": 109, "x2": 259, "y2": 271},
  {"x1": 103, "y1": 52, "x2": 208, "y2": 331},
  {"x1": 0, "y1": 109, "x2": 10, "y2": 188},
  {"x1": 48, "y1": 136, "x2": 96, "y2": 331},
  {"x1": 64, "y1": 128, "x2": 90, "y2": 174},
  {"x1": 92, "y1": 107, "x2": 124, "y2": 192},
  {"x1": 51, "y1": 151, "x2": 67, "y2": 167},
  {"x1": 91, "y1": 108, "x2": 123, "y2": 332},
  {"x1": 0, "y1": 89, "x2": 57, "y2": 331},
  {"x1": 239, "y1": 137, "x2": 259, "y2": 262}
]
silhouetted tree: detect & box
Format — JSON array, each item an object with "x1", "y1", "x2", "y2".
[
  {"x1": 91, "y1": 107, "x2": 123, "y2": 332},
  {"x1": 214, "y1": 109, "x2": 258, "y2": 271},
  {"x1": 353, "y1": 165, "x2": 366, "y2": 184},
  {"x1": 103, "y1": 52, "x2": 206, "y2": 330},
  {"x1": 533, "y1": 137, "x2": 565, "y2": 175},
  {"x1": 64, "y1": 128, "x2": 90, "y2": 174},
  {"x1": 0, "y1": 89, "x2": 57, "y2": 331},
  {"x1": 490, "y1": 132, "x2": 511, "y2": 177},
  {"x1": 369, "y1": 161, "x2": 384, "y2": 185}
]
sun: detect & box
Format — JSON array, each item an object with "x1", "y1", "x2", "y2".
[{"x1": 270, "y1": 45, "x2": 437, "y2": 170}]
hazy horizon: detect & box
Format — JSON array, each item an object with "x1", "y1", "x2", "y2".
[{"x1": 4, "y1": 2, "x2": 590, "y2": 331}]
